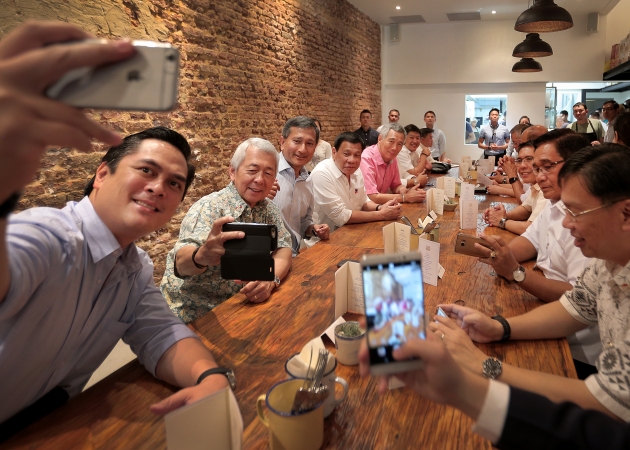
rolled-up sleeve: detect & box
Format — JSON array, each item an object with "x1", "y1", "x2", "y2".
[{"x1": 309, "y1": 170, "x2": 353, "y2": 227}]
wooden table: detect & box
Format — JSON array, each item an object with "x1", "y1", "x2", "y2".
[{"x1": 5, "y1": 186, "x2": 576, "y2": 450}]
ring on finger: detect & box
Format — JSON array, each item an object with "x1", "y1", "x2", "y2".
[
  {"x1": 254, "y1": 294, "x2": 258, "y2": 300},
  {"x1": 490, "y1": 251, "x2": 497, "y2": 258},
  {"x1": 441, "y1": 333, "x2": 445, "y2": 340}
]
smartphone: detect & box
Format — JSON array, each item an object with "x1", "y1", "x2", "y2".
[
  {"x1": 362, "y1": 252, "x2": 426, "y2": 376},
  {"x1": 435, "y1": 306, "x2": 448, "y2": 323},
  {"x1": 400, "y1": 216, "x2": 420, "y2": 235},
  {"x1": 220, "y1": 223, "x2": 277, "y2": 281},
  {"x1": 46, "y1": 41, "x2": 179, "y2": 111},
  {"x1": 454, "y1": 233, "x2": 494, "y2": 258}
]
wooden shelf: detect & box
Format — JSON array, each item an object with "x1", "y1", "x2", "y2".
[{"x1": 604, "y1": 59, "x2": 630, "y2": 81}]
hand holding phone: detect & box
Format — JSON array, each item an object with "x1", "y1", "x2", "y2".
[
  {"x1": 454, "y1": 233, "x2": 494, "y2": 258},
  {"x1": 362, "y1": 252, "x2": 426, "y2": 376},
  {"x1": 220, "y1": 222, "x2": 277, "y2": 281}
]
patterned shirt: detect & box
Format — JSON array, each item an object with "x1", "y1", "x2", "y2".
[
  {"x1": 560, "y1": 259, "x2": 630, "y2": 421},
  {"x1": 160, "y1": 183, "x2": 291, "y2": 324}
]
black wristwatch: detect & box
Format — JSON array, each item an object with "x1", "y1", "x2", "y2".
[
  {"x1": 197, "y1": 367, "x2": 236, "y2": 390},
  {"x1": 0, "y1": 192, "x2": 21, "y2": 219},
  {"x1": 508, "y1": 177, "x2": 519, "y2": 184},
  {"x1": 492, "y1": 314, "x2": 511, "y2": 341}
]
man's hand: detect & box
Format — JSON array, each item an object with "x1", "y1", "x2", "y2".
[
  {"x1": 485, "y1": 204, "x2": 507, "y2": 227},
  {"x1": 312, "y1": 223, "x2": 329, "y2": 240},
  {"x1": 194, "y1": 216, "x2": 244, "y2": 267},
  {"x1": 238, "y1": 280, "x2": 275, "y2": 303},
  {"x1": 475, "y1": 234, "x2": 519, "y2": 280},
  {"x1": 436, "y1": 303, "x2": 505, "y2": 344},
  {"x1": 499, "y1": 156, "x2": 518, "y2": 178},
  {"x1": 402, "y1": 185, "x2": 426, "y2": 203},
  {"x1": 0, "y1": 21, "x2": 135, "y2": 202},
  {"x1": 379, "y1": 199, "x2": 403, "y2": 220},
  {"x1": 267, "y1": 179, "x2": 280, "y2": 200},
  {"x1": 150, "y1": 371, "x2": 229, "y2": 416},
  {"x1": 415, "y1": 174, "x2": 429, "y2": 186}
]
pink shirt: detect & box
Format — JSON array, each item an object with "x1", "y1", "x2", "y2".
[{"x1": 360, "y1": 144, "x2": 402, "y2": 195}]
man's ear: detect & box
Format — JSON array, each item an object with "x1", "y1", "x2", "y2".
[
  {"x1": 92, "y1": 162, "x2": 110, "y2": 191},
  {"x1": 332, "y1": 147, "x2": 338, "y2": 156},
  {"x1": 279, "y1": 136, "x2": 286, "y2": 152},
  {"x1": 229, "y1": 164, "x2": 236, "y2": 182}
]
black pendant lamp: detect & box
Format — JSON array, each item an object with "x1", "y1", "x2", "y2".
[
  {"x1": 514, "y1": 0, "x2": 573, "y2": 33},
  {"x1": 512, "y1": 58, "x2": 542, "y2": 73},
  {"x1": 512, "y1": 33, "x2": 553, "y2": 58}
]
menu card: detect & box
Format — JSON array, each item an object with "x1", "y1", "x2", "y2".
[
  {"x1": 460, "y1": 162, "x2": 470, "y2": 179},
  {"x1": 477, "y1": 172, "x2": 493, "y2": 187},
  {"x1": 460, "y1": 182, "x2": 475, "y2": 201},
  {"x1": 477, "y1": 159, "x2": 493, "y2": 176},
  {"x1": 334, "y1": 261, "x2": 365, "y2": 318},
  {"x1": 436, "y1": 177, "x2": 456, "y2": 199},
  {"x1": 418, "y1": 239, "x2": 440, "y2": 287},
  {"x1": 459, "y1": 199, "x2": 478, "y2": 230},
  {"x1": 426, "y1": 188, "x2": 444, "y2": 216},
  {"x1": 165, "y1": 387, "x2": 243, "y2": 450},
  {"x1": 383, "y1": 222, "x2": 415, "y2": 253}
]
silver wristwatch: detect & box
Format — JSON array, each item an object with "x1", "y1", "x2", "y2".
[
  {"x1": 273, "y1": 275, "x2": 281, "y2": 288},
  {"x1": 498, "y1": 218, "x2": 507, "y2": 229},
  {"x1": 513, "y1": 265, "x2": 526, "y2": 283},
  {"x1": 482, "y1": 357, "x2": 503, "y2": 379}
]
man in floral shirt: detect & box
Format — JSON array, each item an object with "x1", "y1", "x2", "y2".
[{"x1": 161, "y1": 138, "x2": 292, "y2": 323}]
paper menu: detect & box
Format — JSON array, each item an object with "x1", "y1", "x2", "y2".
[
  {"x1": 459, "y1": 199, "x2": 478, "y2": 230},
  {"x1": 437, "y1": 177, "x2": 456, "y2": 199},
  {"x1": 426, "y1": 188, "x2": 444, "y2": 216},
  {"x1": 334, "y1": 261, "x2": 365, "y2": 318},
  {"x1": 477, "y1": 172, "x2": 493, "y2": 187},
  {"x1": 459, "y1": 182, "x2": 475, "y2": 201},
  {"x1": 165, "y1": 387, "x2": 243, "y2": 450},
  {"x1": 459, "y1": 162, "x2": 470, "y2": 179},
  {"x1": 477, "y1": 159, "x2": 493, "y2": 176},
  {"x1": 383, "y1": 222, "x2": 413, "y2": 253},
  {"x1": 418, "y1": 239, "x2": 440, "y2": 287}
]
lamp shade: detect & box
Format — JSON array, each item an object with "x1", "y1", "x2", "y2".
[
  {"x1": 514, "y1": 0, "x2": 573, "y2": 33},
  {"x1": 512, "y1": 33, "x2": 553, "y2": 58},
  {"x1": 512, "y1": 58, "x2": 542, "y2": 73}
]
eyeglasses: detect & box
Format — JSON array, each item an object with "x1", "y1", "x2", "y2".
[
  {"x1": 515, "y1": 156, "x2": 534, "y2": 164},
  {"x1": 532, "y1": 160, "x2": 564, "y2": 175},
  {"x1": 560, "y1": 201, "x2": 621, "y2": 222}
]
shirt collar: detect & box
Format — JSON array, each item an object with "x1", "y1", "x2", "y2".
[
  {"x1": 278, "y1": 153, "x2": 309, "y2": 181},
  {"x1": 369, "y1": 144, "x2": 388, "y2": 167},
  {"x1": 73, "y1": 197, "x2": 126, "y2": 263}
]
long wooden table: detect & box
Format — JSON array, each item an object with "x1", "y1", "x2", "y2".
[{"x1": 4, "y1": 178, "x2": 576, "y2": 449}]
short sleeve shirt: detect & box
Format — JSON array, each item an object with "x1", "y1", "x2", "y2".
[
  {"x1": 521, "y1": 184, "x2": 548, "y2": 223},
  {"x1": 360, "y1": 144, "x2": 402, "y2": 195},
  {"x1": 160, "y1": 183, "x2": 291, "y2": 323}
]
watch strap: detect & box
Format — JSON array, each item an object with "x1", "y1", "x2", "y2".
[
  {"x1": 492, "y1": 315, "x2": 511, "y2": 341},
  {"x1": 508, "y1": 177, "x2": 519, "y2": 184},
  {"x1": 498, "y1": 218, "x2": 507, "y2": 229},
  {"x1": 192, "y1": 246, "x2": 208, "y2": 269},
  {"x1": 197, "y1": 367, "x2": 236, "y2": 389}
]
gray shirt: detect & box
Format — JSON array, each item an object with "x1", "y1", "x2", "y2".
[{"x1": 0, "y1": 198, "x2": 197, "y2": 423}]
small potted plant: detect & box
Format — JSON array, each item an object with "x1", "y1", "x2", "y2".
[
  {"x1": 334, "y1": 321, "x2": 365, "y2": 366},
  {"x1": 443, "y1": 197, "x2": 458, "y2": 212}
]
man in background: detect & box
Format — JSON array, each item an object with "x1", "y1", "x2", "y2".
[
  {"x1": 423, "y1": 111, "x2": 449, "y2": 162},
  {"x1": 602, "y1": 100, "x2": 621, "y2": 143},
  {"x1": 377, "y1": 109, "x2": 400, "y2": 133},
  {"x1": 355, "y1": 109, "x2": 379, "y2": 148},
  {"x1": 478, "y1": 108, "x2": 510, "y2": 159}
]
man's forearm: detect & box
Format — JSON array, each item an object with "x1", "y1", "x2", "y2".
[
  {"x1": 367, "y1": 192, "x2": 402, "y2": 205},
  {"x1": 273, "y1": 247, "x2": 292, "y2": 280},
  {"x1": 156, "y1": 337, "x2": 220, "y2": 387},
  {"x1": 348, "y1": 208, "x2": 385, "y2": 224},
  {"x1": 518, "y1": 269, "x2": 575, "y2": 302},
  {"x1": 506, "y1": 206, "x2": 530, "y2": 222},
  {"x1": 175, "y1": 245, "x2": 207, "y2": 277},
  {"x1": 508, "y1": 300, "x2": 587, "y2": 341},
  {"x1": 503, "y1": 219, "x2": 530, "y2": 235}
]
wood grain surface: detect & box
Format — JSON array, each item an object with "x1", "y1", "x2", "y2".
[{"x1": 4, "y1": 179, "x2": 577, "y2": 450}]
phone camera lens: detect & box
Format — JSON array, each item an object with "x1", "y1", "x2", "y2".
[
  {"x1": 460, "y1": 241, "x2": 465, "y2": 246},
  {"x1": 166, "y1": 53, "x2": 176, "y2": 62}
]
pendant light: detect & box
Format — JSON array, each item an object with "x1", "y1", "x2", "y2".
[
  {"x1": 512, "y1": 58, "x2": 542, "y2": 73},
  {"x1": 514, "y1": 0, "x2": 573, "y2": 33},
  {"x1": 512, "y1": 33, "x2": 553, "y2": 58}
]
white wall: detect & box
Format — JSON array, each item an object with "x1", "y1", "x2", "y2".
[{"x1": 384, "y1": 83, "x2": 546, "y2": 164}]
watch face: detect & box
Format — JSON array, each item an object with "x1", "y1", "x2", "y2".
[
  {"x1": 513, "y1": 266, "x2": 526, "y2": 282},
  {"x1": 483, "y1": 358, "x2": 502, "y2": 379}
]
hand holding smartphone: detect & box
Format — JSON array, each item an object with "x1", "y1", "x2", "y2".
[
  {"x1": 220, "y1": 223, "x2": 277, "y2": 281},
  {"x1": 454, "y1": 233, "x2": 494, "y2": 258},
  {"x1": 362, "y1": 252, "x2": 426, "y2": 376}
]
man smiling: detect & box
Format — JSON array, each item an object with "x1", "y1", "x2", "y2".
[
  {"x1": 161, "y1": 138, "x2": 292, "y2": 323},
  {"x1": 309, "y1": 132, "x2": 402, "y2": 232},
  {"x1": 359, "y1": 123, "x2": 426, "y2": 205}
]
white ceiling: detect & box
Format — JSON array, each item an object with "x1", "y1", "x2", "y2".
[{"x1": 346, "y1": 0, "x2": 620, "y2": 26}]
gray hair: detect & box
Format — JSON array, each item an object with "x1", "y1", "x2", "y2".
[
  {"x1": 379, "y1": 122, "x2": 406, "y2": 140},
  {"x1": 281, "y1": 116, "x2": 320, "y2": 143},
  {"x1": 230, "y1": 138, "x2": 279, "y2": 171}
]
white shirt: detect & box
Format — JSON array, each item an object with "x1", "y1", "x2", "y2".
[
  {"x1": 272, "y1": 154, "x2": 314, "y2": 256},
  {"x1": 472, "y1": 380, "x2": 510, "y2": 443},
  {"x1": 521, "y1": 200, "x2": 601, "y2": 365},
  {"x1": 520, "y1": 184, "x2": 548, "y2": 223},
  {"x1": 429, "y1": 127, "x2": 446, "y2": 159},
  {"x1": 396, "y1": 145, "x2": 433, "y2": 186},
  {"x1": 305, "y1": 139, "x2": 332, "y2": 173},
  {"x1": 307, "y1": 158, "x2": 368, "y2": 232}
]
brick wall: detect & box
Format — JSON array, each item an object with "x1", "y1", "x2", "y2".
[{"x1": 2, "y1": 0, "x2": 381, "y2": 281}]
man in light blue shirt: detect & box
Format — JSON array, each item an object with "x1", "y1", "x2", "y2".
[
  {"x1": 478, "y1": 108, "x2": 511, "y2": 159},
  {"x1": 0, "y1": 22, "x2": 231, "y2": 434},
  {"x1": 272, "y1": 117, "x2": 330, "y2": 255}
]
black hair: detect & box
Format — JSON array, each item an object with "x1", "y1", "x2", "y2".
[
  {"x1": 558, "y1": 143, "x2": 630, "y2": 203},
  {"x1": 404, "y1": 124, "x2": 422, "y2": 135},
  {"x1": 518, "y1": 140, "x2": 535, "y2": 151},
  {"x1": 614, "y1": 112, "x2": 630, "y2": 146},
  {"x1": 282, "y1": 116, "x2": 320, "y2": 143},
  {"x1": 360, "y1": 109, "x2": 372, "y2": 117},
  {"x1": 510, "y1": 123, "x2": 530, "y2": 134},
  {"x1": 489, "y1": 108, "x2": 500, "y2": 116},
  {"x1": 533, "y1": 128, "x2": 590, "y2": 161},
  {"x1": 424, "y1": 111, "x2": 436, "y2": 118},
  {"x1": 334, "y1": 132, "x2": 365, "y2": 151},
  {"x1": 419, "y1": 127, "x2": 434, "y2": 138},
  {"x1": 84, "y1": 126, "x2": 195, "y2": 200}
]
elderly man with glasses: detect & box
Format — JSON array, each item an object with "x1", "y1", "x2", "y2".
[
  {"x1": 602, "y1": 101, "x2": 622, "y2": 143},
  {"x1": 473, "y1": 129, "x2": 602, "y2": 379},
  {"x1": 434, "y1": 142, "x2": 630, "y2": 425},
  {"x1": 483, "y1": 141, "x2": 548, "y2": 235}
]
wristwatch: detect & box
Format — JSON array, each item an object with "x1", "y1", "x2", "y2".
[
  {"x1": 508, "y1": 177, "x2": 519, "y2": 184},
  {"x1": 482, "y1": 357, "x2": 503, "y2": 379},
  {"x1": 273, "y1": 275, "x2": 281, "y2": 288},
  {"x1": 498, "y1": 218, "x2": 507, "y2": 229},
  {"x1": 412, "y1": 176, "x2": 419, "y2": 186},
  {"x1": 197, "y1": 367, "x2": 236, "y2": 390},
  {"x1": 513, "y1": 265, "x2": 526, "y2": 283}
]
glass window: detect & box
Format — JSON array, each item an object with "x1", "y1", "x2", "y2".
[{"x1": 464, "y1": 95, "x2": 508, "y2": 145}]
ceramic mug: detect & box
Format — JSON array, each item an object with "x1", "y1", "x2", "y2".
[
  {"x1": 256, "y1": 378, "x2": 324, "y2": 450},
  {"x1": 334, "y1": 322, "x2": 365, "y2": 366},
  {"x1": 285, "y1": 354, "x2": 349, "y2": 417}
]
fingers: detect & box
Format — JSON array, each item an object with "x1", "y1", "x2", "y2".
[
  {"x1": 209, "y1": 216, "x2": 237, "y2": 238},
  {"x1": 0, "y1": 21, "x2": 92, "y2": 59},
  {"x1": 150, "y1": 391, "x2": 188, "y2": 416}
]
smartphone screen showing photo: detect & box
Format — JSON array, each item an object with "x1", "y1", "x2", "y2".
[{"x1": 363, "y1": 257, "x2": 426, "y2": 368}]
